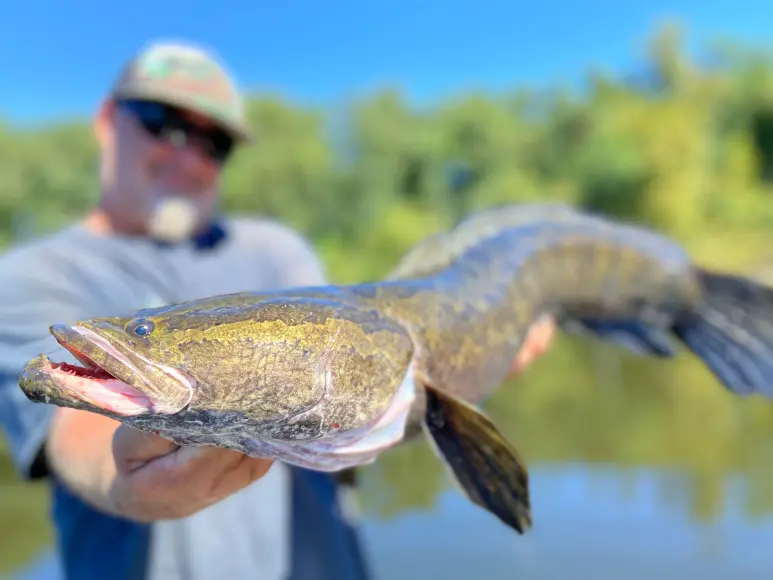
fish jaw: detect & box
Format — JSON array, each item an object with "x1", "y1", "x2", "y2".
[
  {"x1": 241, "y1": 361, "x2": 418, "y2": 471},
  {"x1": 19, "y1": 323, "x2": 195, "y2": 417}
]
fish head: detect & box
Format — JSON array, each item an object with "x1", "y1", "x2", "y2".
[
  {"x1": 19, "y1": 313, "x2": 197, "y2": 419},
  {"x1": 18, "y1": 292, "x2": 415, "y2": 443}
]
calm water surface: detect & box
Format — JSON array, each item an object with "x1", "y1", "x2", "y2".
[
  {"x1": 14, "y1": 464, "x2": 773, "y2": 580},
  {"x1": 358, "y1": 465, "x2": 773, "y2": 579}
]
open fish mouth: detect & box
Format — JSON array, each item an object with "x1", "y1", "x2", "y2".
[{"x1": 20, "y1": 324, "x2": 194, "y2": 417}]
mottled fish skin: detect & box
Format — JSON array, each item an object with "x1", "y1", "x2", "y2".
[
  {"x1": 19, "y1": 203, "x2": 773, "y2": 460},
  {"x1": 388, "y1": 203, "x2": 679, "y2": 358}
]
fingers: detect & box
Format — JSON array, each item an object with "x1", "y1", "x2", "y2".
[
  {"x1": 203, "y1": 453, "x2": 273, "y2": 500},
  {"x1": 170, "y1": 444, "x2": 272, "y2": 484},
  {"x1": 157, "y1": 448, "x2": 272, "y2": 506},
  {"x1": 109, "y1": 429, "x2": 275, "y2": 521},
  {"x1": 112, "y1": 425, "x2": 178, "y2": 474},
  {"x1": 113, "y1": 423, "x2": 273, "y2": 486},
  {"x1": 530, "y1": 316, "x2": 556, "y2": 355},
  {"x1": 117, "y1": 429, "x2": 273, "y2": 491}
]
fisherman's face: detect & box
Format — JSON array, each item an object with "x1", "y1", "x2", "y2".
[{"x1": 97, "y1": 98, "x2": 235, "y2": 240}]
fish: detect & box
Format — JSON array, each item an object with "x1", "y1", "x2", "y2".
[{"x1": 18, "y1": 202, "x2": 773, "y2": 536}]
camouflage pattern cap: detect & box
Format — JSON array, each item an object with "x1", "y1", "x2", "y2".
[{"x1": 110, "y1": 40, "x2": 252, "y2": 142}]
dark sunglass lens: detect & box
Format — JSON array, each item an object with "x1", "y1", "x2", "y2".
[
  {"x1": 208, "y1": 131, "x2": 234, "y2": 162},
  {"x1": 121, "y1": 100, "x2": 166, "y2": 135}
]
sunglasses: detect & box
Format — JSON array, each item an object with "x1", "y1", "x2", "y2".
[{"x1": 116, "y1": 98, "x2": 235, "y2": 163}]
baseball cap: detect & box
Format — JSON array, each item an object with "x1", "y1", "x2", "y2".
[{"x1": 109, "y1": 40, "x2": 252, "y2": 142}]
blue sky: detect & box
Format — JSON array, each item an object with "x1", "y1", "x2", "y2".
[{"x1": 2, "y1": 0, "x2": 772, "y2": 125}]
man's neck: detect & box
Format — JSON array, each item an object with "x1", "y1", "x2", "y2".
[
  {"x1": 82, "y1": 209, "x2": 119, "y2": 236},
  {"x1": 82, "y1": 207, "x2": 152, "y2": 237}
]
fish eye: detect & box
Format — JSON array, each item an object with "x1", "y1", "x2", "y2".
[{"x1": 126, "y1": 318, "x2": 155, "y2": 337}]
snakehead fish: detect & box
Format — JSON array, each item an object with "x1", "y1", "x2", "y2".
[{"x1": 18, "y1": 203, "x2": 773, "y2": 535}]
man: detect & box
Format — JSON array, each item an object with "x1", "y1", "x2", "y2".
[
  {"x1": 0, "y1": 41, "x2": 557, "y2": 580},
  {"x1": 0, "y1": 41, "x2": 374, "y2": 580}
]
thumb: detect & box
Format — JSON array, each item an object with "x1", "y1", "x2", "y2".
[{"x1": 112, "y1": 425, "x2": 179, "y2": 474}]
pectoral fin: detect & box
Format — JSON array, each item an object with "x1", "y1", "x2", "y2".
[{"x1": 421, "y1": 384, "x2": 532, "y2": 534}]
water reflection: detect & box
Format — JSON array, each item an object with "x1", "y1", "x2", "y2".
[{"x1": 357, "y1": 465, "x2": 773, "y2": 580}]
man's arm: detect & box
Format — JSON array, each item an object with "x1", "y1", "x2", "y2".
[
  {"x1": 0, "y1": 250, "x2": 272, "y2": 521},
  {"x1": 0, "y1": 263, "x2": 86, "y2": 481},
  {"x1": 0, "y1": 260, "x2": 133, "y2": 509}
]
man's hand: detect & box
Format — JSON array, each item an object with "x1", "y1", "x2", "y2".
[
  {"x1": 508, "y1": 315, "x2": 557, "y2": 377},
  {"x1": 109, "y1": 426, "x2": 273, "y2": 521},
  {"x1": 46, "y1": 408, "x2": 273, "y2": 522}
]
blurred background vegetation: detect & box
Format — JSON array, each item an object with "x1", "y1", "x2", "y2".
[{"x1": 4, "y1": 23, "x2": 773, "y2": 574}]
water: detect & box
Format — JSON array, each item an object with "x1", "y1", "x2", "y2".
[
  {"x1": 358, "y1": 465, "x2": 773, "y2": 579},
  {"x1": 13, "y1": 464, "x2": 773, "y2": 580}
]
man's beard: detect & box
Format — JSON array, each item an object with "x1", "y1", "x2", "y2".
[{"x1": 147, "y1": 196, "x2": 202, "y2": 242}]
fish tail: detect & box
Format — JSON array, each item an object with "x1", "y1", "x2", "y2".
[{"x1": 672, "y1": 268, "x2": 773, "y2": 397}]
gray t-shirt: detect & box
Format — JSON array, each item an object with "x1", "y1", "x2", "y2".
[{"x1": 0, "y1": 218, "x2": 372, "y2": 580}]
